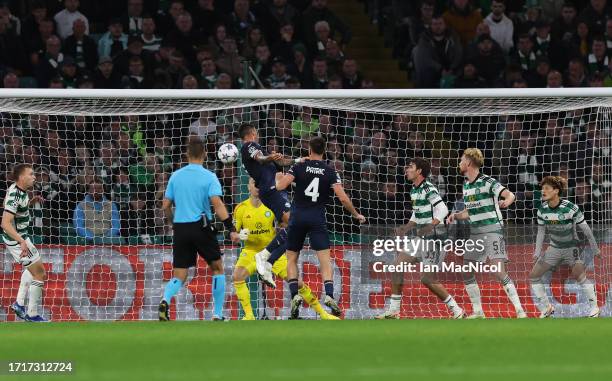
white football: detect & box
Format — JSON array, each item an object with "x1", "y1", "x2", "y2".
[{"x1": 218, "y1": 143, "x2": 239, "y2": 164}]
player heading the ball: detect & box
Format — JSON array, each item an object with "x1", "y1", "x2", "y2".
[
  {"x1": 276, "y1": 136, "x2": 366, "y2": 318},
  {"x1": 530, "y1": 176, "x2": 601, "y2": 318},
  {"x1": 233, "y1": 178, "x2": 338, "y2": 320},
  {"x1": 446, "y1": 148, "x2": 526, "y2": 319},
  {"x1": 239, "y1": 123, "x2": 299, "y2": 288}
]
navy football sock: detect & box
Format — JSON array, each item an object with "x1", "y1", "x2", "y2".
[
  {"x1": 288, "y1": 278, "x2": 299, "y2": 299},
  {"x1": 265, "y1": 228, "x2": 288, "y2": 264},
  {"x1": 324, "y1": 281, "x2": 334, "y2": 299}
]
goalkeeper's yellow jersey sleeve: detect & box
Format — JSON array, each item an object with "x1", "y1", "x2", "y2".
[{"x1": 234, "y1": 199, "x2": 276, "y2": 252}]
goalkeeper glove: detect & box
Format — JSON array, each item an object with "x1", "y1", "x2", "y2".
[{"x1": 239, "y1": 228, "x2": 250, "y2": 241}]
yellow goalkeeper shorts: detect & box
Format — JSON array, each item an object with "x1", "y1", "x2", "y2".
[{"x1": 235, "y1": 249, "x2": 288, "y2": 280}]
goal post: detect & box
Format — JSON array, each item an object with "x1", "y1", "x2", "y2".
[{"x1": 0, "y1": 88, "x2": 610, "y2": 321}]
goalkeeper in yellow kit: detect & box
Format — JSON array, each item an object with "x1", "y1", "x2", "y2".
[{"x1": 233, "y1": 178, "x2": 338, "y2": 320}]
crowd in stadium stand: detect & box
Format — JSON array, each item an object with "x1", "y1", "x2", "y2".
[
  {"x1": 0, "y1": 0, "x2": 363, "y2": 90},
  {"x1": 0, "y1": 0, "x2": 609, "y2": 244},
  {"x1": 0, "y1": 1, "x2": 610, "y2": 89},
  {"x1": 376, "y1": 0, "x2": 612, "y2": 89},
  {"x1": 0, "y1": 106, "x2": 609, "y2": 244}
]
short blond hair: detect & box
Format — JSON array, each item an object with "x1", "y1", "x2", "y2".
[{"x1": 463, "y1": 148, "x2": 484, "y2": 168}]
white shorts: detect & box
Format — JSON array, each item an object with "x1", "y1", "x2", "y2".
[
  {"x1": 463, "y1": 232, "x2": 508, "y2": 263},
  {"x1": 540, "y1": 246, "x2": 584, "y2": 267},
  {"x1": 5, "y1": 238, "x2": 41, "y2": 267}
]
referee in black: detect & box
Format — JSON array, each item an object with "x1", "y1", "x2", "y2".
[{"x1": 159, "y1": 138, "x2": 239, "y2": 321}]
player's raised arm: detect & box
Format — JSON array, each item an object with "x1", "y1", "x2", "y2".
[
  {"x1": 332, "y1": 183, "x2": 366, "y2": 223},
  {"x1": 252, "y1": 149, "x2": 284, "y2": 164}
]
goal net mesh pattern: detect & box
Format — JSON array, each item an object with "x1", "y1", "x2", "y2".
[{"x1": 0, "y1": 94, "x2": 610, "y2": 321}]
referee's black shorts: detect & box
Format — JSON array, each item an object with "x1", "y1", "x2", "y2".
[{"x1": 172, "y1": 219, "x2": 222, "y2": 268}]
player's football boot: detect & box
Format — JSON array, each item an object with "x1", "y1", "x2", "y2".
[
  {"x1": 588, "y1": 306, "x2": 600, "y2": 318},
  {"x1": 466, "y1": 310, "x2": 486, "y2": 319},
  {"x1": 25, "y1": 315, "x2": 49, "y2": 322},
  {"x1": 255, "y1": 253, "x2": 276, "y2": 289},
  {"x1": 290, "y1": 294, "x2": 303, "y2": 320},
  {"x1": 10, "y1": 302, "x2": 27, "y2": 320},
  {"x1": 324, "y1": 295, "x2": 342, "y2": 317},
  {"x1": 375, "y1": 310, "x2": 400, "y2": 320},
  {"x1": 452, "y1": 308, "x2": 467, "y2": 319},
  {"x1": 241, "y1": 315, "x2": 256, "y2": 321},
  {"x1": 212, "y1": 315, "x2": 229, "y2": 322},
  {"x1": 539, "y1": 304, "x2": 555, "y2": 318},
  {"x1": 516, "y1": 309, "x2": 528, "y2": 319},
  {"x1": 158, "y1": 300, "x2": 170, "y2": 321},
  {"x1": 320, "y1": 311, "x2": 340, "y2": 320}
]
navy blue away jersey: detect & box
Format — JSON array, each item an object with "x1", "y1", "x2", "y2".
[
  {"x1": 240, "y1": 141, "x2": 279, "y2": 193},
  {"x1": 289, "y1": 160, "x2": 341, "y2": 208}
]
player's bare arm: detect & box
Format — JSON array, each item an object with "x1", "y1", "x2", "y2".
[
  {"x1": 253, "y1": 150, "x2": 283, "y2": 164},
  {"x1": 161, "y1": 198, "x2": 174, "y2": 226},
  {"x1": 498, "y1": 188, "x2": 515, "y2": 208},
  {"x1": 395, "y1": 220, "x2": 417, "y2": 236},
  {"x1": 446, "y1": 209, "x2": 469, "y2": 224},
  {"x1": 332, "y1": 183, "x2": 366, "y2": 223},
  {"x1": 1, "y1": 211, "x2": 28, "y2": 258},
  {"x1": 416, "y1": 219, "x2": 440, "y2": 237},
  {"x1": 210, "y1": 196, "x2": 240, "y2": 243},
  {"x1": 275, "y1": 173, "x2": 294, "y2": 191}
]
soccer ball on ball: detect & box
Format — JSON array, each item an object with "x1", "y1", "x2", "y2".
[{"x1": 218, "y1": 143, "x2": 239, "y2": 164}]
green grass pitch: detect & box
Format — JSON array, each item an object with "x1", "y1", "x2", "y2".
[{"x1": 2, "y1": 319, "x2": 611, "y2": 381}]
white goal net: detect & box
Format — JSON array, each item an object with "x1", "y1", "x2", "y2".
[{"x1": 0, "y1": 89, "x2": 611, "y2": 321}]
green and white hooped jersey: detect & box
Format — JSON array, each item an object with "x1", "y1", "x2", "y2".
[
  {"x1": 463, "y1": 174, "x2": 505, "y2": 234},
  {"x1": 3, "y1": 183, "x2": 30, "y2": 244},
  {"x1": 410, "y1": 180, "x2": 445, "y2": 237},
  {"x1": 537, "y1": 199, "x2": 584, "y2": 249}
]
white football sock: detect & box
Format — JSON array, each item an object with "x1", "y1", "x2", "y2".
[
  {"x1": 465, "y1": 283, "x2": 483, "y2": 313},
  {"x1": 531, "y1": 281, "x2": 548, "y2": 312},
  {"x1": 389, "y1": 294, "x2": 402, "y2": 313},
  {"x1": 579, "y1": 278, "x2": 597, "y2": 309},
  {"x1": 502, "y1": 276, "x2": 524, "y2": 313},
  {"x1": 257, "y1": 249, "x2": 271, "y2": 261},
  {"x1": 443, "y1": 295, "x2": 460, "y2": 313},
  {"x1": 16, "y1": 269, "x2": 33, "y2": 306},
  {"x1": 27, "y1": 280, "x2": 44, "y2": 317}
]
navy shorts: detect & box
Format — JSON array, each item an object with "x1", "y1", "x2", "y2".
[
  {"x1": 260, "y1": 189, "x2": 291, "y2": 223},
  {"x1": 287, "y1": 207, "x2": 330, "y2": 252}
]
